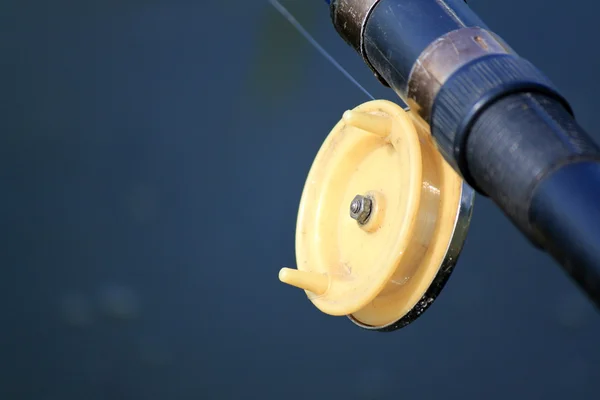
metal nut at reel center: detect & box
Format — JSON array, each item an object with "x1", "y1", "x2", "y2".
[{"x1": 350, "y1": 195, "x2": 373, "y2": 225}]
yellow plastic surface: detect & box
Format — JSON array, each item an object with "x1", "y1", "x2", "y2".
[{"x1": 279, "y1": 100, "x2": 465, "y2": 328}]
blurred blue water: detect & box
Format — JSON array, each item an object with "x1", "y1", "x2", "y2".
[{"x1": 0, "y1": 1, "x2": 599, "y2": 399}]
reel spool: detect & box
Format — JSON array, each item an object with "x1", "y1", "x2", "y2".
[{"x1": 279, "y1": 100, "x2": 474, "y2": 331}]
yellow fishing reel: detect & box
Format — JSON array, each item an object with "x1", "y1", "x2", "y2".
[{"x1": 279, "y1": 100, "x2": 474, "y2": 331}]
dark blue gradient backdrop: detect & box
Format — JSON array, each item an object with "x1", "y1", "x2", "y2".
[{"x1": 1, "y1": 1, "x2": 599, "y2": 399}]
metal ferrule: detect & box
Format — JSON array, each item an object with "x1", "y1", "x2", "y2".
[
  {"x1": 407, "y1": 27, "x2": 514, "y2": 122},
  {"x1": 354, "y1": 0, "x2": 513, "y2": 121},
  {"x1": 330, "y1": 0, "x2": 386, "y2": 84},
  {"x1": 342, "y1": 0, "x2": 526, "y2": 178}
]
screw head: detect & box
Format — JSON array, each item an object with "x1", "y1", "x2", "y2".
[{"x1": 349, "y1": 195, "x2": 372, "y2": 225}]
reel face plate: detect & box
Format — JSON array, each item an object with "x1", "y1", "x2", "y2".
[{"x1": 279, "y1": 100, "x2": 474, "y2": 331}]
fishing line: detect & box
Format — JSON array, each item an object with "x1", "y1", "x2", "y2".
[{"x1": 268, "y1": 0, "x2": 375, "y2": 100}]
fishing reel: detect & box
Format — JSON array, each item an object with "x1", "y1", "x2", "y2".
[{"x1": 278, "y1": 100, "x2": 474, "y2": 331}]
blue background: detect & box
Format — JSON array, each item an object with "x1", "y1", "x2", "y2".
[{"x1": 1, "y1": 0, "x2": 599, "y2": 398}]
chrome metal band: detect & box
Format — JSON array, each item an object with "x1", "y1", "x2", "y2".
[{"x1": 406, "y1": 27, "x2": 515, "y2": 122}]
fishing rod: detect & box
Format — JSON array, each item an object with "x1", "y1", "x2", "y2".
[{"x1": 276, "y1": 0, "x2": 600, "y2": 331}]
